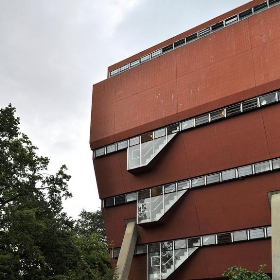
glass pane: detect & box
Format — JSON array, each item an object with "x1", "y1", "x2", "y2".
[
  {"x1": 210, "y1": 109, "x2": 226, "y2": 121},
  {"x1": 164, "y1": 183, "x2": 176, "y2": 194},
  {"x1": 138, "y1": 196, "x2": 151, "y2": 223},
  {"x1": 267, "y1": 226, "x2": 272, "y2": 237},
  {"x1": 192, "y1": 176, "x2": 205, "y2": 188},
  {"x1": 154, "y1": 128, "x2": 166, "y2": 138},
  {"x1": 162, "y1": 241, "x2": 173, "y2": 251},
  {"x1": 206, "y1": 173, "x2": 220, "y2": 185},
  {"x1": 181, "y1": 119, "x2": 194, "y2": 130},
  {"x1": 117, "y1": 140, "x2": 127, "y2": 150},
  {"x1": 106, "y1": 144, "x2": 116, "y2": 154},
  {"x1": 233, "y1": 230, "x2": 247, "y2": 242},
  {"x1": 203, "y1": 235, "x2": 216, "y2": 245},
  {"x1": 128, "y1": 144, "x2": 140, "y2": 169},
  {"x1": 126, "y1": 192, "x2": 137, "y2": 202},
  {"x1": 141, "y1": 132, "x2": 153, "y2": 143},
  {"x1": 195, "y1": 114, "x2": 209, "y2": 126},
  {"x1": 242, "y1": 98, "x2": 258, "y2": 112},
  {"x1": 136, "y1": 245, "x2": 147, "y2": 255},
  {"x1": 226, "y1": 103, "x2": 241, "y2": 117},
  {"x1": 115, "y1": 195, "x2": 126, "y2": 205},
  {"x1": 95, "y1": 147, "x2": 105, "y2": 157},
  {"x1": 250, "y1": 228, "x2": 264, "y2": 239},
  {"x1": 273, "y1": 158, "x2": 280, "y2": 169},
  {"x1": 238, "y1": 165, "x2": 253, "y2": 177},
  {"x1": 104, "y1": 197, "x2": 114, "y2": 207},
  {"x1": 161, "y1": 250, "x2": 173, "y2": 275},
  {"x1": 177, "y1": 180, "x2": 191, "y2": 191},
  {"x1": 175, "y1": 239, "x2": 187, "y2": 249},
  {"x1": 129, "y1": 136, "x2": 140, "y2": 146},
  {"x1": 113, "y1": 248, "x2": 120, "y2": 259},
  {"x1": 217, "y1": 233, "x2": 232, "y2": 244},
  {"x1": 167, "y1": 123, "x2": 179, "y2": 135},
  {"x1": 259, "y1": 92, "x2": 277, "y2": 106},
  {"x1": 141, "y1": 140, "x2": 154, "y2": 165},
  {"x1": 222, "y1": 169, "x2": 236, "y2": 181},
  {"x1": 254, "y1": 161, "x2": 271, "y2": 174},
  {"x1": 148, "y1": 252, "x2": 161, "y2": 278},
  {"x1": 188, "y1": 237, "x2": 201, "y2": 247}
]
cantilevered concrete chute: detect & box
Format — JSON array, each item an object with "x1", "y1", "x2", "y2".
[{"x1": 116, "y1": 220, "x2": 138, "y2": 280}]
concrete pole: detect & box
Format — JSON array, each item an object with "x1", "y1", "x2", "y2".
[
  {"x1": 116, "y1": 220, "x2": 138, "y2": 280},
  {"x1": 271, "y1": 192, "x2": 280, "y2": 280}
]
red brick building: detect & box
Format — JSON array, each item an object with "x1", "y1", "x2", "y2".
[{"x1": 90, "y1": 0, "x2": 280, "y2": 278}]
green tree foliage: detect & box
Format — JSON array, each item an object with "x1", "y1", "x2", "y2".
[
  {"x1": 223, "y1": 265, "x2": 271, "y2": 280},
  {"x1": 74, "y1": 210, "x2": 106, "y2": 240},
  {"x1": 0, "y1": 104, "x2": 115, "y2": 279}
]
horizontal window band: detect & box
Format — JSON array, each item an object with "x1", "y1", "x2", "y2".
[
  {"x1": 110, "y1": 225, "x2": 271, "y2": 258},
  {"x1": 94, "y1": 89, "x2": 280, "y2": 158},
  {"x1": 109, "y1": 1, "x2": 278, "y2": 78},
  {"x1": 103, "y1": 156, "x2": 280, "y2": 208}
]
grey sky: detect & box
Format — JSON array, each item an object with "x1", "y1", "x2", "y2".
[{"x1": 0, "y1": 0, "x2": 249, "y2": 218}]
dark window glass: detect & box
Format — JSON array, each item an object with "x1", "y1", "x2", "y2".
[
  {"x1": 242, "y1": 98, "x2": 258, "y2": 112},
  {"x1": 115, "y1": 195, "x2": 126, "y2": 205},
  {"x1": 225, "y1": 15, "x2": 238, "y2": 26},
  {"x1": 195, "y1": 114, "x2": 209, "y2": 126},
  {"x1": 239, "y1": 8, "x2": 253, "y2": 20},
  {"x1": 136, "y1": 244, "x2": 147, "y2": 255},
  {"x1": 141, "y1": 132, "x2": 153, "y2": 143},
  {"x1": 210, "y1": 109, "x2": 225, "y2": 121},
  {"x1": 151, "y1": 186, "x2": 163, "y2": 197},
  {"x1": 186, "y1": 33, "x2": 197, "y2": 43},
  {"x1": 226, "y1": 103, "x2": 241, "y2": 116},
  {"x1": 104, "y1": 197, "x2": 115, "y2": 207},
  {"x1": 167, "y1": 123, "x2": 179, "y2": 135},
  {"x1": 188, "y1": 237, "x2": 201, "y2": 248},
  {"x1": 211, "y1": 21, "x2": 224, "y2": 31},
  {"x1": 162, "y1": 44, "x2": 173, "y2": 53},
  {"x1": 217, "y1": 233, "x2": 232, "y2": 244},
  {"x1": 174, "y1": 38, "x2": 185, "y2": 48},
  {"x1": 254, "y1": 2, "x2": 268, "y2": 13},
  {"x1": 138, "y1": 189, "x2": 150, "y2": 200}
]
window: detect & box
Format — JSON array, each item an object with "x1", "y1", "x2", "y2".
[
  {"x1": 211, "y1": 21, "x2": 224, "y2": 31},
  {"x1": 226, "y1": 103, "x2": 241, "y2": 117},
  {"x1": 273, "y1": 158, "x2": 280, "y2": 169},
  {"x1": 206, "y1": 173, "x2": 220, "y2": 185},
  {"x1": 239, "y1": 8, "x2": 253, "y2": 20},
  {"x1": 136, "y1": 245, "x2": 147, "y2": 255},
  {"x1": 238, "y1": 165, "x2": 253, "y2": 177},
  {"x1": 117, "y1": 140, "x2": 127, "y2": 150},
  {"x1": 115, "y1": 194, "x2": 126, "y2": 205},
  {"x1": 164, "y1": 183, "x2": 176, "y2": 194},
  {"x1": 104, "y1": 197, "x2": 115, "y2": 207},
  {"x1": 259, "y1": 92, "x2": 277, "y2": 106},
  {"x1": 203, "y1": 235, "x2": 216, "y2": 245},
  {"x1": 195, "y1": 114, "x2": 209, "y2": 126},
  {"x1": 188, "y1": 237, "x2": 201, "y2": 247},
  {"x1": 221, "y1": 169, "x2": 236, "y2": 181},
  {"x1": 242, "y1": 98, "x2": 258, "y2": 112},
  {"x1": 186, "y1": 33, "x2": 197, "y2": 43},
  {"x1": 154, "y1": 128, "x2": 166, "y2": 138},
  {"x1": 198, "y1": 27, "x2": 210, "y2": 37},
  {"x1": 233, "y1": 230, "x2": 247, "y2": 242},
  {"x1": 162, "y1": 44, "x2": 173, "y2": 53},
  {"x1": 174, "y1": 38, "x2": 185, "y2": 48},
  {"x1": 177, "y1": 180, "x2": 190, "y2": 191},
  {"x1": 254, "y1": 2, "x2": 268, "y2": 13},
  {"x1": 210, "y1": 109, "x2": 225, "y2": 121},
  {"x1": 126, "y1": 192, "x2": 137, "y2": 202},
  {"x1": 192, "y1": 176, "x2": 205, "y2": 188},
  {"x1": 249, "y1": 228, "x2": 264, "y2": 239},
  {"x1": 254, "y1": 161, "x2": 271, "y2": 174},
  {"x1": 181, "y1": 119, "x2": 194, "y2": 130},
  {"x1": 217, "y1": 233, "x2": 232, "y2": 244},
  {"x1": 95, "y1": 147, "x2": 105, "y2": 157},
  {"x1": 140, "y1": 54, "x2": 150, "y2": 63},
  {"x1": 106, "y1": 144, "x2": 116, "y2": 154}
]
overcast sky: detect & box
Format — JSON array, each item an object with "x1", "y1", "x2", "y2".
[{"x1": 0, "y1": 0, "x2": 249, "y2": 218}]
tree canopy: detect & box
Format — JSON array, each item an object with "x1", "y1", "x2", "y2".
[
  {"x1": 0, "y1": 104, "x2": 114, "y2": 279},
  {"x1": 223, "y1": 265, "x2": 271, "y2": 280}
]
